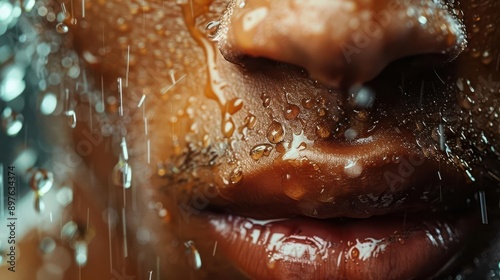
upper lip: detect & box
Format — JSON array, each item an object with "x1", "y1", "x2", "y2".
[{"x1": 207, "y1": 128, "x2": 472, "y2": 220}]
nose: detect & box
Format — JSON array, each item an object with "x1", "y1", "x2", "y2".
[{"x1": 216, "y1": 0, "x2": 466, "y2": 87}]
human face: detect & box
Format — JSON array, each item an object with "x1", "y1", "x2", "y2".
[{"x1": 53, "y1": 0, "x2": 500, "y2": 279}]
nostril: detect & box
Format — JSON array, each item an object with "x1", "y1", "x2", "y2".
[{"x1": 216, "y1": 0, "x2": 467, "y2": 88}]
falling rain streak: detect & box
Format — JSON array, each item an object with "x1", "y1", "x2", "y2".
[
  {"x1": 113, "y1": 137, "x2": 132, "y2": 189},
  {"x1": 185, "y1": 240, "x2": 202, "y2": 270},
  {"x1": 479, "y1": 191, "x2": 488, "y2": 224},
  {"x1": 118, "y1": 77, "x2": 124, "y2": 116}
]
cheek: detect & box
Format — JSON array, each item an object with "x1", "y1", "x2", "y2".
[{"x1": 454, "y1": 1, "x2": 500, "y2": 162}]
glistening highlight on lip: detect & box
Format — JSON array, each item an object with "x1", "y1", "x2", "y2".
[{"x1": 204, "y1": 211, "x2": 476, "y2": 279}]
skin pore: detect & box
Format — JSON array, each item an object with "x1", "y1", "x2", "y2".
[{"x1": 2, "y1": 0, "x2": 500, "y2": 279}]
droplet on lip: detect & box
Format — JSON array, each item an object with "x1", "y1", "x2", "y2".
[
  {"x1": 282, "y1": 173, "x2": 307, "y2": 201},
  {"x1": 344, "y1": 160, "x2": 363, "y2": 178}
]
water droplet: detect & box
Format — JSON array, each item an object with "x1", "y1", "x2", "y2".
[
  {"x1": 39, "y1": 237, "x2": 56, "y2": 254},
  {"x1": 351, "y1": 248, "x2": 360, "y2": 259},
  {"x1": 344, "y1": 128, "x2": 358, "y2": 140},
  {"x1": 284, "y1": 104, "x2": 300, "y2": 120},
  {"x1": 267, "y1": 121, "x2": 285, "y2": 143},
  {"x1": 56, "y1": 186, "x2": 73, "y2": 206},
  {"x1": 471, "y1": 48, "x2": 481, "y2": 58},
  {"x1": 66, "y1": 110, "x2": 77, "y2": 128},
  {"x1": 112, "y1": 160, "x2": 132, "y2": 189},
  {"x1": 349, "y1": 86, "x2": 375, "y2": 108},
  {"x1": 157, "y1": 162, "x2": 167, "y2": 177},
  {"x1": 482, "y1": 50, "x2": 493, "y2": 65},
  {"x1": 456, "y1": 78, "x2": 464, "y2": 91},
  {"x1": 243, "y1": 114, "x2": 257, "y2": 129},
  {"x1": 227, "y1": 98, "x2": 243, "y2": 115},
  {"x1": 223, "y1": 118, "x2": 236, "y2": 138},
  {"x1": 249, "y1": 144, "x2": 273, "y2": 160},
  {"x1": 1, "y1": 107, "x2": 24, "y2": 136},
  {"x1": 56, "y1": 22, "x2": 69, "y2": 34},
  {"x1": 34, "y1": 194, "x2": 45, "y2": 213},
  {"x1": 344, "y1": 160, "x2": 363, "y2": 178},
  {"x1": 61, "y1": 221, "x2": 79, "y2": 241},
  {"x1": 261, "y1": 94, "x2": 271, "y2": 108},
  {"x1": 229, "y1": 167, "x2": 243, "y2": 185},
  {"x1": 302, "y1": 98, "x2": 314, "y2": 109},
  {"x1": 237, "y1": 0, "x2": 246, "y2": 8},
  {"x1": 282, "y1": 174, "x2": 307, "y2": 200},
  {"x1": 457, "y1": 93, "x2": 475, "y2": 110},
  {"x1": 418, "y1": 16, "x2": 427, "y2": 25},
  {"x1": 205, "y1": 20, "x2": 220, "y2": 40},
  {"x1": 315, "y1": 124, "x2": 331, "y2": 138},
  {"x1": 184, "y1": 240, "x2": 202, "y2": 270},
  {"x1": 74, "y1": 240, "x2": 88, "y2": 266},
  {"x1": 317, "y1": 107, "x2": 327, "y2": 117},
  {"x1": 392, "y1": 155, "x2": 401, "y2": 163},
  {"x1": 158, "y1": 208, "x2": 170, "y2": 222},
  {"x1": 29, "y1": 169, "x2": 54, "y2": 196}
]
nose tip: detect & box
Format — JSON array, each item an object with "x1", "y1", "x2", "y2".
[{"x1": 216, "y1": 0, "x2": 467, "y2": 87}]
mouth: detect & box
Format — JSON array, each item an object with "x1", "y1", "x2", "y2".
[
  {"x1": 192, "y1": 126, "x2": 480, "y2": 279},
  {"x1": 204, "y1": 210, "x2": 477, "y2": 280}
]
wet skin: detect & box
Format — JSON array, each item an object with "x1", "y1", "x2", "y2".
[{"x1": 43, "y1": 0, "x2": 500, "y2": 279}]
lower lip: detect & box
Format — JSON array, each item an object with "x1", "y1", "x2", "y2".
[{"x1": 205, "y1": 212, "x2": 475, "y2": 279}]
